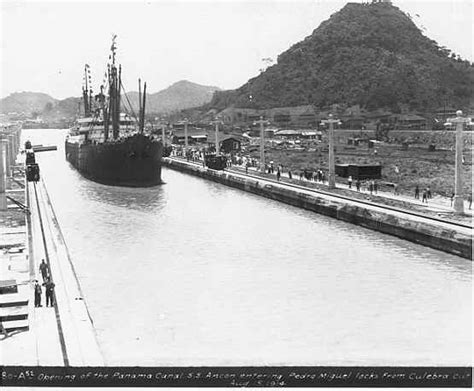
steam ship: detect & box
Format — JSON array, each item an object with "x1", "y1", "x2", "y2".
[{"x1": 65, "y1": 36, "x2": 163, "y2": 187}]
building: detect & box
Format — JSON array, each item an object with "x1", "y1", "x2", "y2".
[
  {"x1": 171, "y1": 128, "x2": 208, "y2": 144},
  {"x1": 392, "y1": 114, "x2": 427, "y2": 130},
  {"x1": 207, "y1": 134, "x2": 245, "y2": 153},
  {"x1": 274, "y1": 129, "x2": 302, "y2": 139}
]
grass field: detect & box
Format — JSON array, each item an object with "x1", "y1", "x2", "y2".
[{"x1": 247, "y1": 130, "x2": 473, "y2": 197}]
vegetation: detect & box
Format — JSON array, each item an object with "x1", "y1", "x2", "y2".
[
  {"x1": 209, "y1": 2, "x2": 474, "y2": 112},
  {"x1": 126, "y1": 80, "x2": 220, "y2": 114},
  {"x1": 246, "y1": 130, "x2": 472, "y2": 197},
  {"x1": 0, "y1": 92, "x2": 56, "y2": 115},
  {"x1": 1, "y1": 81, "x2": 220, "y2": 119}
]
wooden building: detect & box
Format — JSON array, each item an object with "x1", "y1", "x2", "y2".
[
  {"x1": 207, "y1": 134, "x2": 245, "y2": 153},
  {"x1": 171, "y1": 128, "x2": 208, "y2": 144}
]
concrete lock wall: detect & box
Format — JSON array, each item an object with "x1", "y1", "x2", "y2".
[{"x1": 162, "y1": 158, "x2": 472, "y2": 260}]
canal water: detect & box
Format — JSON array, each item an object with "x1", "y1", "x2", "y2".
[{"x1": 24, "y1": 129, "x2": 471, "y2": 366}]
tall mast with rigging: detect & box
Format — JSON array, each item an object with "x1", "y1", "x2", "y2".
[
  {"x1": 82, "y1": 64, "x2": 90, "y2": 117},
  {"x1": 108, "y1": 35, "x2": 121, "y2": 140},
  {"x1": 140, "y1": 82, "x2": 147, "y2": 133}
]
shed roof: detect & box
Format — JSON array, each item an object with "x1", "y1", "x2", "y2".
[
  {"x1": 172, "y1": 128, "x2": 207, "y2": 137},
  {"x1": 396, "y1": 114, "x2": 426, "y2": 121},
  {"x1": 208, "y1": 134, "x2": 245, "y2": 144},
  {"x1": 275, "y1": 129, "x2": 301, "y2": 136}
]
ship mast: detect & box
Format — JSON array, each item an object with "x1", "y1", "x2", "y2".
[
  {"x1": 108, "y1": 35, "x2": 121, "y2": 140},
  {"x1": 82, "y1": 64, "x2": 90, "y2": 117},
  {"x1": 138, "y1": 78, "x2": 147, "y2": 133},
  {"x1": 140, "y1": 81, "x2": 147, "y2": 133}
]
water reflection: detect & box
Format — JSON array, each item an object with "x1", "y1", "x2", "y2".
[
  {"x1": 79, "y1": 181, "x2": 167, "y2": 212},
  {"x1": 22, "y1": 129, "x2": 471, "y2": 366}
]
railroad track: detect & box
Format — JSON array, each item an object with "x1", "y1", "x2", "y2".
[
  {"x1": 30, "y1": 181, "x2": 70, "y2": 366},
  {"x1": 167, "y1": 157, "x2": 472, "y2": 231},
  {"x1": 238, "y1": 170, "x2": 472, "y2": 230}
]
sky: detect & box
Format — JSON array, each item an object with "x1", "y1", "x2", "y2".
[{"x1": 0, "y1": 0, "x2": 472, "y2": 99}]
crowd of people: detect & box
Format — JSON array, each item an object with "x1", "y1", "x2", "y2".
[{"x1": 169, "y1": 145, "x2": 473, "y2": 210}]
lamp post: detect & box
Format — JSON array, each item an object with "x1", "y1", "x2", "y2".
[
  {"x1": 8, "y1": 134, "x2": 16, "y2": 172},
  {"x1": 320, "y1": 114, "x2": 340, "y2": 189},
  {"x1": 0, "y1": 140, "x2": 7, "y2": 210},
  {"x1": 183, "y1": 118, "x2": 189, "y2": 154},
  {"x1": 255, "y1": 116, "x2": 269, "y2": 173},
  {"x1": 162, "y1": 124, "x2": 166, "y2": 147},
  {"x1": 159, "y1": 118, "x2": 166, "y2": 147},
  {"x1": 210, "y1": 118, "x2": 223, "y2": 155},
  {"x1": 449, "y1": 110, "x2": 469, "y2": 214},
  {"x1": 3, "y1": 136, "x2": 11, "y2": 178}
]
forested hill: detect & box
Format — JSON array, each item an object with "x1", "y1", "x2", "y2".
[
  {"x1": 126, "y1": 80, "x2": 220, "y2": 114},
  {"x1": 0, "y1": 92, "x2": 57, "y2": 115},
  {"x1": 209, "y1": 2, "x2": 474, "y2": 112},
  {"x1": 1, "y1": 81, "x2": 220, "y2": 119}
]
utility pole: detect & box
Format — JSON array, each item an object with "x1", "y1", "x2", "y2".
[
  {"x1": 8, "y1": 134, "x2": 15, "y2": 177},
  {"x1": 320, "y1": 114, "x2": 340, "y2": 189},
  {"x1": 215, "y1": 121, "x2": 220, "y2": 155},
  {"x1": 450, "y1": 110, "x2": 469, "y2": 214},
  {"x1": 161, "y1": 122, "x2": 166, "y2": 147},
  {"x1": 255, "y1": 116, "x2": 269, "y2": 173},
  {"x1": 210, "y1": 118, "x2": 223, "y2": 155},
  {"x1": 0, "y1": 140, "x2": 7, "y2": 210},
  {"x1": 183, "y1": 118, "x2": 189, "y2": 153}
]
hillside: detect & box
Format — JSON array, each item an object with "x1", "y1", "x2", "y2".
[
  {"x1": 0, "y1": 92, "x2": 57, "y2": 115},
  {"x1": 125, "y1": 80, "x2": 220, "y2": 114},
  {"x1": 209, "y1": 2, "x2": 474, "y2": 112},
  {"x1": 1, "y1": 81, "x2": 220, "y2": 119}
]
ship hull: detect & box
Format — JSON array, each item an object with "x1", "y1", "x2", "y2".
[{"x1": 65, "y1": 134, "x2": 163, "y2": 187}]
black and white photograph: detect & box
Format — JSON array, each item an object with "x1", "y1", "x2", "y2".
[{"x1": 0, "y1": 0, "x2": 472, "y2": 387}]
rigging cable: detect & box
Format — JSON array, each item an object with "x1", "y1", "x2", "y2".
[{"x1": 120, "y1": 81, "x2": 139, "y2": 122}]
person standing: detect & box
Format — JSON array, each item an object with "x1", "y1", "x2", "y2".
[
  {"x1": 415, "y1": 185, "x2": 420, "y2": 199},
  {"x1": 422, "y1": 189, "x2": 428, "y2": 203},
  {"x1": 356, "y1": 179, "x2": 361, "y2": 192},
  {"x1": 43, "y1": 278, "x2": 56, "y2": 307},
  {"x1": 426, "y1": 186, "x2": 432, "y2": 199},
  {"x1": 276, "y1": 167, "x2": 281, "y2": 181},
  {"x1": 288, "y1": 170, "x2": 292, "y2": 180},
  {"x1": 34, "y1": 280, "x2": 42, "y2": 307},
  {"x1": 348, "y1": 175, "x2": 353, "y2": 189},
  {"x1": 450, "y1": 192, "x2": 455, "y2": 206},
  {"x1": 39, "y1": 260, "x2": 49, "y2": 282}
]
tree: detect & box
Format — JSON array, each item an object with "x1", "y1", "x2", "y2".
[{"x1": 43, "y1": 102, "x2": 53, "y2": 113}]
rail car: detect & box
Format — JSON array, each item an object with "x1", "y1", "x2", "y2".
[
  {"x1": 204, "y1": 154, "x2": 227, "y2": 170},
  {"x1": 24, "y1": 140, "x2": 40, "y2": 182}
]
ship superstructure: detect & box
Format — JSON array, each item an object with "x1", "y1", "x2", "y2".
[{"x1": 65, "y1": 36, "x2": 163, "y2": 187}]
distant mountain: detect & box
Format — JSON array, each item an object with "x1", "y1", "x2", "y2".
[
  {"x1": 0, "y1": 92, "x2": 57, "y2": 115},
  {"x1": 124, "y1": 80, "x2": 221, "y2": 114},
  {"x1": 1, "y1": 80, "x2": 220, "y2": 119},
  {"x1": 209, "y1": 2, "x2": 474, "y2": 112}
]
